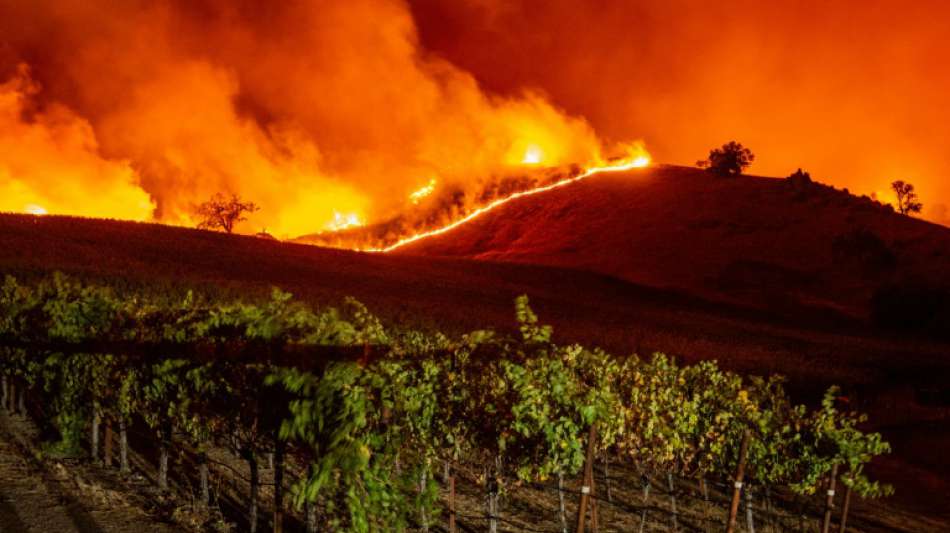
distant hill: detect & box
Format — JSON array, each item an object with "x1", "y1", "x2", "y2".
[{"x1": 398, "y1": 165, "x2": 950, "y2": 321}]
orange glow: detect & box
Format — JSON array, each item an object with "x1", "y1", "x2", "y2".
[
  {"x1": 0, "y1": 65, "x2": 155, "y2": 221},
  {"x1": 409, "y1": 179, "x2": 438, "y2": 204},
  {"x1": 522, "y1": 145, "x2": 544, "y2": 165},
  {"x1": 325, "y1": 211, "x2": 364, "y2": 232},
  {"x1": 0, "y1": 2, "x2": 606, "y2": 237},
  {"x1": 366, "y1": 144, "x2": 650, "y2": 252},
  {"x1": 413, "y1": 1, "x2": 950, "y2": 228}
]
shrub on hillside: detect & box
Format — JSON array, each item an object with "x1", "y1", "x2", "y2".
[
  {"x1": 696, "y1": 141, "x2": 754, "y2": 176},
  {"x1": 832, "y1": 228, "x2": 897, "y2": 276},
  {"x1": 870, "y1": 282, "x2": 950, "y2": 338},
  {"x1": 786, "y1": 168, "x2": 814, "y2": 198},
  {"x1": 787, "y1": 168, "x2": 812, "y2": 184}
]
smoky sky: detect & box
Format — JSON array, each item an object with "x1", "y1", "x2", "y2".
[
  {"x1": 410, "y1": 0, "x2": 950, "y2": 225},
  {"x1": 0, "y1": 0, "x2": 602, "y2": 235},
  {"x1": 1, "y1": 0, "x2": 948, "y2": 233}
]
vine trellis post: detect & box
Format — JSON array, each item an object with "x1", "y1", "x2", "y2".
[
  {"x1": 726, "y1": 430, "x2": 751, "y2": 533},
  {"x1": 821, "y1": 464, "x2": 839, "y2": 533},
  {"x1": 104, "y1": 421, "x2": 114, "y2": 467},
  {"x1": 447, "y1": 462, "x2": 457, "y2": 533},
  {"x1": 575, "y1": 423, "x2": 599, "y2": 533},
  {"x1": 837, "y1": 481, "x2": 852, "y2": 533},
  {"x1": 273, "y1": 434, "x2": 285, "y2": 533}
]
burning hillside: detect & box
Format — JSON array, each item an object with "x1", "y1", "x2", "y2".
[
  {"x1": 295, "y1": 144, "x2": 650, "y2": 250},
  {"x1": 396, "y1": 165, "x2": 950, "y2": 317},
  {"x1": 0, "y1": 0, "x2": 651, "y2": 240}
]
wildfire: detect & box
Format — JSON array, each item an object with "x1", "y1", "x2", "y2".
[
  {"x1": 24, "y1": 204, "x2": 48, "y2": 215},
  {"x1": 522, "y1": 145, "x2": 544, "y2": 165},
  {"x1": 366, "y1": 145, "x2": 651, "y2": 252},
  {"x1": 409, "y1": 179, "x2": 438, "y2": 204},
  {"x1": 325, "y1": 211, "x2": 363, "y2": 232}
]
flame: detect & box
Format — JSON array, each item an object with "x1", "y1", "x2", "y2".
[
  {"x1": 521, "y1": 145, "x2": 544, "y2": 165},
  {"x1": 409, "y1": 179, "x2": 438, "y2": 204},
  {"x1": 325, "y1": 211, "x2": 363, "y2": 232},
  {"x1": 630, "y1": 155, "x2": 651, "y2": 168},
  {"x1": 366, "y1": 144, "x2": 650, "y2": 252},
  {"x1": 24, "y1": 204, "x2": 48, "y2": 215}
]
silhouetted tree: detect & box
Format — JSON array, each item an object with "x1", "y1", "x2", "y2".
[
  {"x1": 890, "y1": 180, "x2": 923, "y2": 215},
  {"x1": 195, "y1": 193, "x2": 259, "y2": 234},
  {"x1": 696, "y1": 141, "x2": 754, "y2": 176}
]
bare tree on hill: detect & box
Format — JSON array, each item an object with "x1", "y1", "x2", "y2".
[
  {"x1": 891, "y1": 180, "x2": 923, "y2": 215},
  {"x1": 195, "y1": 193, "x2": 259, "y2": 234}
]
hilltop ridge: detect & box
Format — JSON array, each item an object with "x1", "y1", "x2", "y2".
[{"x1": 398, "y1": 165, "x2": 950, "y2": 320}]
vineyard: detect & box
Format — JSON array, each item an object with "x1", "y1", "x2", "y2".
[{"x1": 0, "y1": 273, "x2": 894, "y2": 532}]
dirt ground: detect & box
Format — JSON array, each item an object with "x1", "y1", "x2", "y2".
[
  {"x1": 1, "y1": 403, "x2": 948, "y2": 532},
  {"x1": 0, "y1": 410, "x2": 184, "y2": 533}
]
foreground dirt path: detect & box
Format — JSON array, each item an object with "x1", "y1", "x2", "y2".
[
  {"x1": 0, "y1": 411, "x2": 182, "y2": 533},
  {"x1": 0, "y1": 421, "x2": 86, "y2": 532}
]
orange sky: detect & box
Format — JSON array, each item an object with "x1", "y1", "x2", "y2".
[
  {"x1": 1, "y1": 0, "x2": 947, "y2": 232},
  {"x1": 411, "y1": 0, "x2": 950, "y2": 226}
]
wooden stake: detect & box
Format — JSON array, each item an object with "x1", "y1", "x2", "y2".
[
  {"x1": 419, "y1": 460, "x2": 429, "y2": 533},
  {"x1": 158, "y1": 421, "x2": 171, "y2": 490},
  {"x1": 668, "y1": 472, "x2": 678, "y2": 532},
  {"x1": 575, "y1": 424, "x2": 598, "y2": 533},
  {"x1": 837, "y1": 482, "x2": 852, "y2": 533},
  {"x1": 700, "y1": 477, "x2": 710, "y2": 533},
  {"x1": 273, "y1": 438, "x2": 285, "y2": 533},
  {"x1": 249, "y1": 453, "x2": 259, "y2": 533},
  {"x1": 448, "y1": 466, "x2": 457, "y2": 533},
  {"x1": 119, "y1": 419, "x2": 130, "y2": 473},
  {"x1": 745, "y1": 483, "x2": 755, "y2": 533},
  {"x1": 305, "y1": 464, "x2": 317, "y2": 533},
  {"x1": 91, "y1": 408, "x2": 100, "y2": 463},
  {"x1": 726, "y1": 431, "x2": 751, "y2": 533},
  {"x1": 591, "y1": 469, "x2": 599, "y2": 532},
  {"x1": 557, "y1": 472, "x2": 568, "y2": 533},
  {"x1": 821, "y1": 464, "x2": 839, "y2": 533},
  {"x1": 104, "y1": 422, "x2": 114, "y2": 467},
  {"x1": 638, "y1": 474, "x2": 651, "y2": 533},
  {"x1": 199, "y1": 450, "x2": 210, "y2": 508}
]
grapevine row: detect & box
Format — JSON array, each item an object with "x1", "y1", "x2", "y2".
[{"x1": 0, "y1": 273, "x2": 892, "y2": 532}]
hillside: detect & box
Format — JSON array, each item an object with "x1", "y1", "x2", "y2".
[
  {"x1": 399, "y1": 165, "x2": 950, "y2": 320},
  {"x1": 0, "y1": 213, "x2": 949, "y2": 521}
]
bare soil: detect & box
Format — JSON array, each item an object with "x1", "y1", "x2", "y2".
[{"x1": 0, "y1": 410, "x2": 183, "y2": 533}]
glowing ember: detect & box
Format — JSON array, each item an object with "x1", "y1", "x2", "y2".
[
  {"x1": 366, "y1": 146, "x2": 651, "y2": 252},
  {"x1": 24, "y1": 204, "x2": 48, "y2": 215},
  {"x1": 630, "y1": 155, "x2": 651, "y2": 168},
  {"x1": 325, "y1": 211, "x2": 363, "y2": 232},
  {"x1": 522, "y1": 145, "x2": 544, "y2": 165},
  {"x1": 410, "y1": 179, "x2": 438, "y2": 204}
]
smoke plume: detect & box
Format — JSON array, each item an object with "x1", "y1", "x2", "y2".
[
  {"x1": 411, "y1": 0, "x2": 950, "y2": 226},
  {"x1": 0, "y1": 0, "x2": 605, "y2": 236}
]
